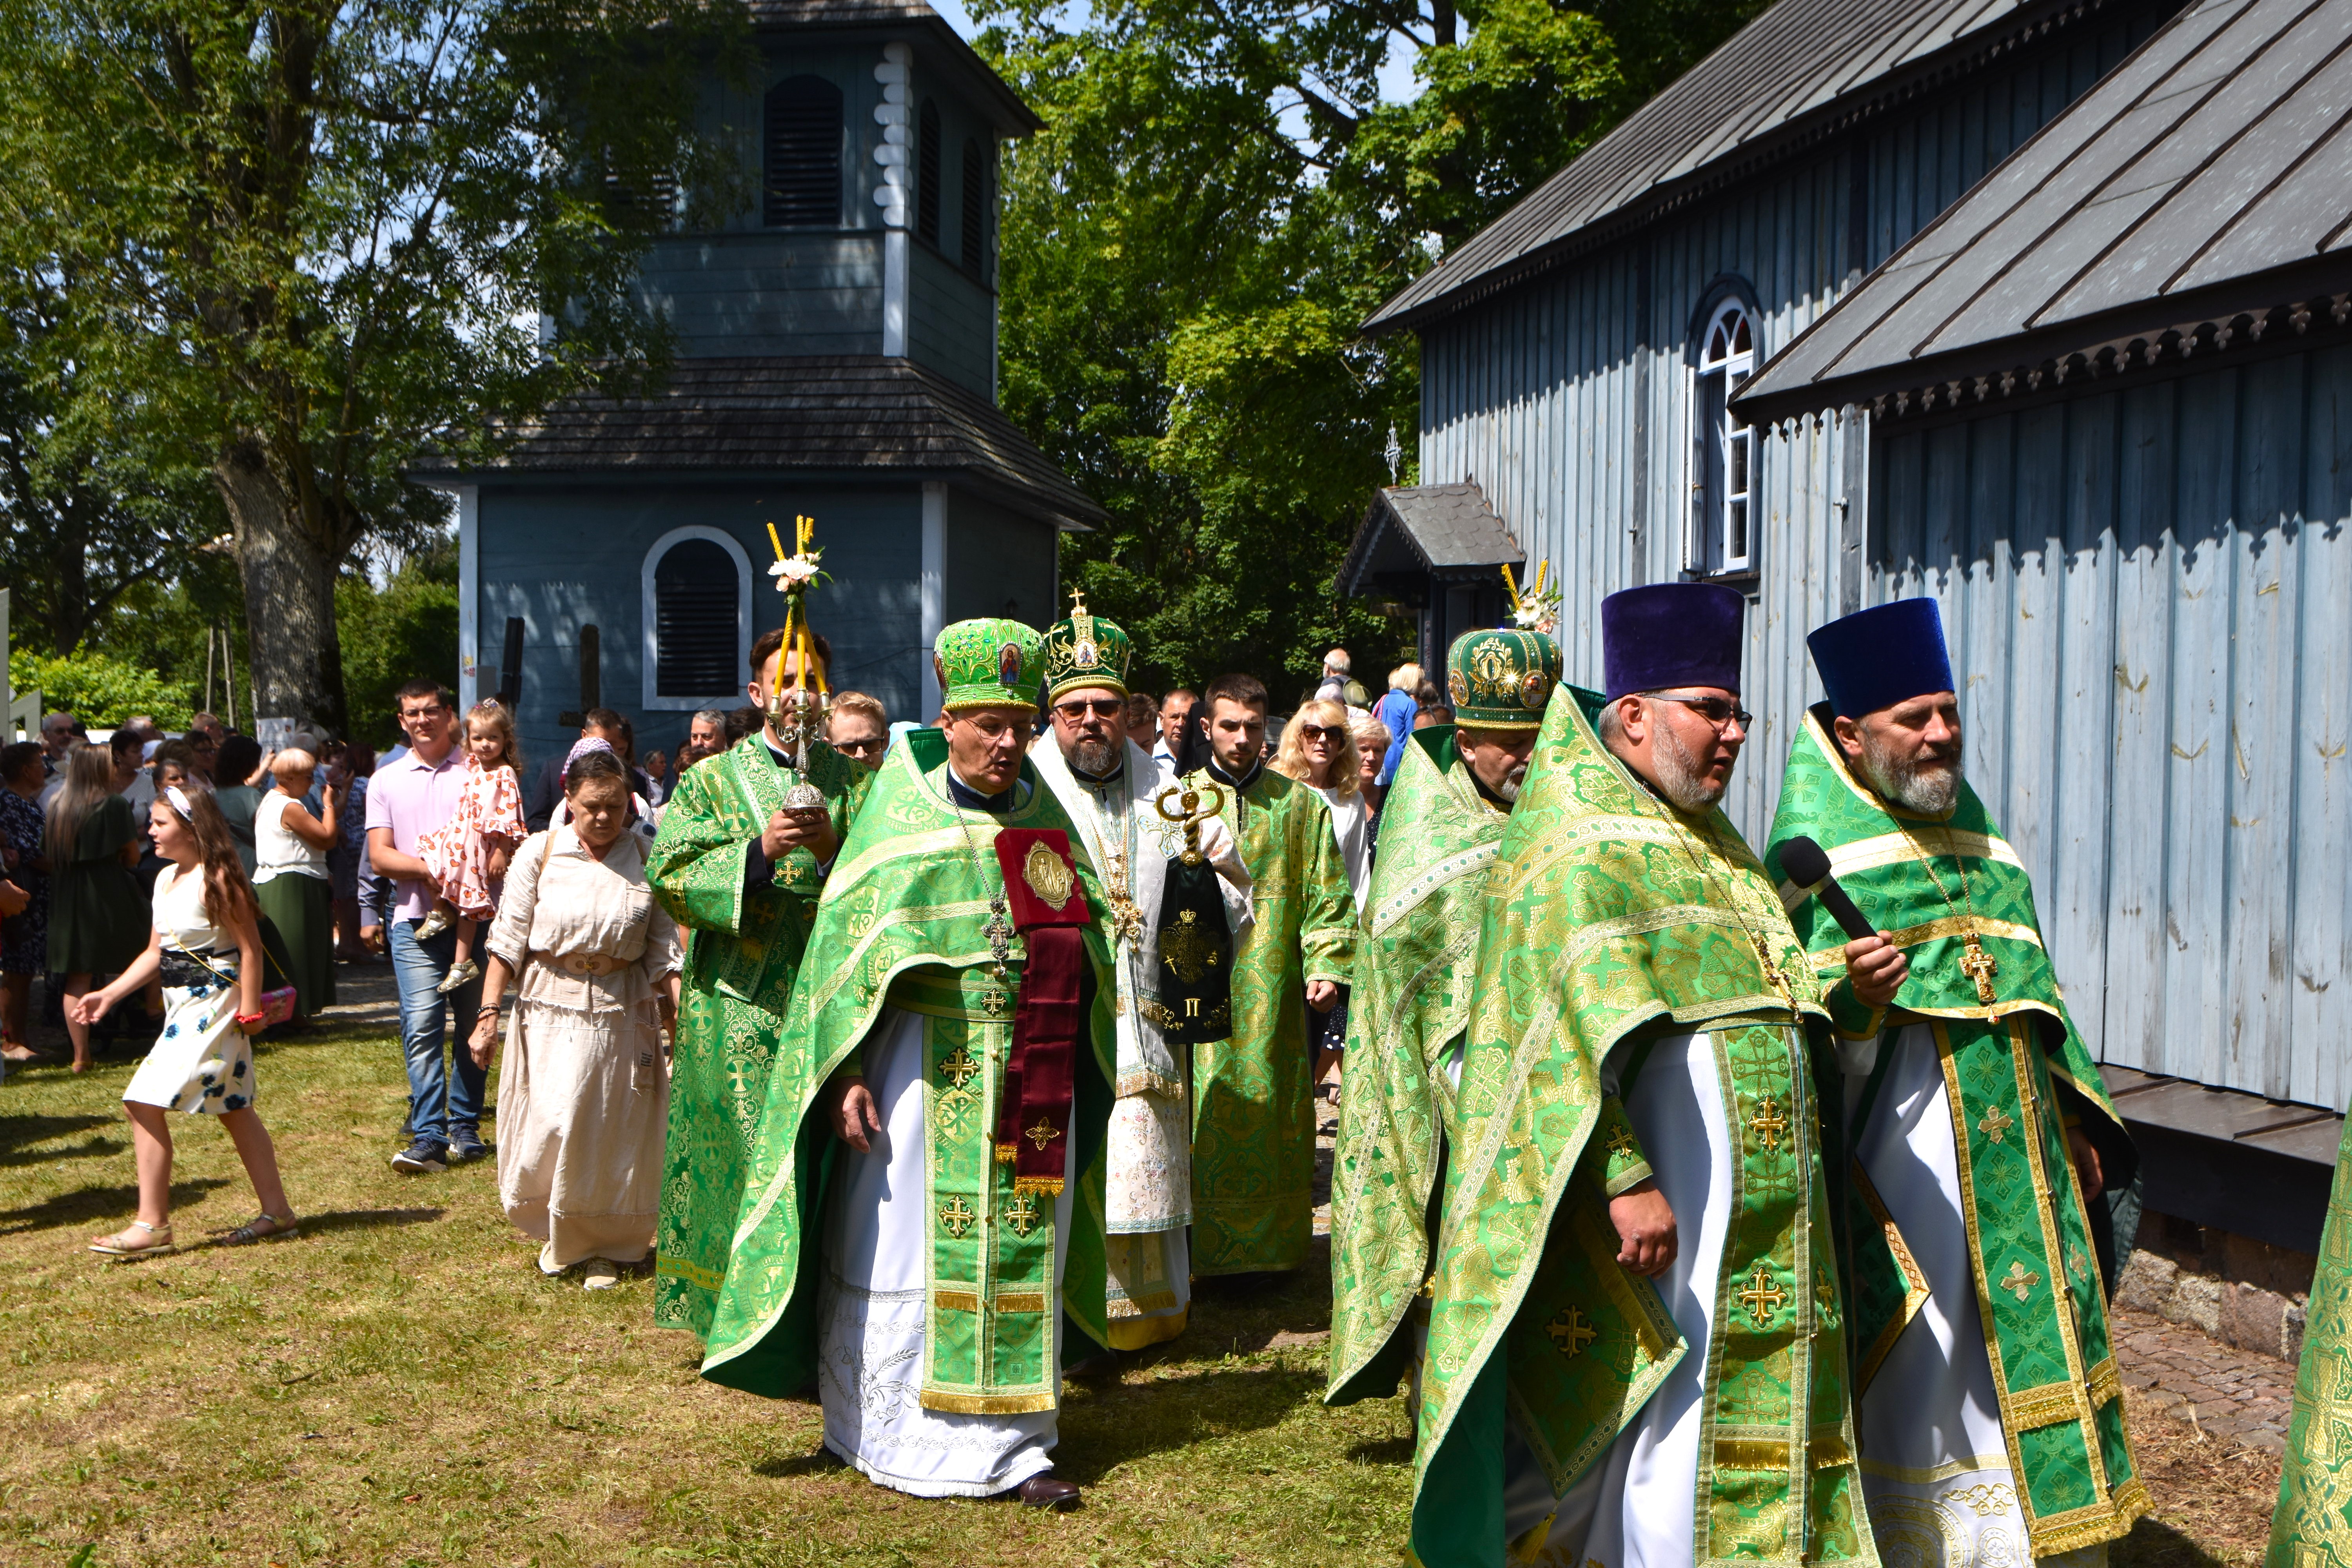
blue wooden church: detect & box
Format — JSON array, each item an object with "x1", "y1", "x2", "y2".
[
  {"x1": 1350, "y1": 0, "x2": 2352, "y2": 1276},
  {"x1": 427, "y1": 0, "x2": 1100, "y2": 762}
]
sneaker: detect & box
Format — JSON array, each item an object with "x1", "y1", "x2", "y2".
[
  {"x1": 446, "y1": 1125, "x2": 489, "y2": 1163},
  {"x1": 390, "y1": 1138, "x2": 448, "y2": 1174},
  {"x1": 582, "y1": 1259, "x2": 621, "y2": 1290},
  {"x1": 434, "y1": 958, "x2": 481, "y2": 996}
]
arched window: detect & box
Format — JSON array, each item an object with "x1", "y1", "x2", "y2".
[
  {"x1": 641, "y1": 527, "x2": 753, "y2": 709},
  {"x1": 916, "y1": 100, "x2": 942, "y2": 246},
  {"x1": 1688, "y1": 296, "x2": 1758, "y2": 577},
  {"x1": 960, "y1": 138, "x2": 988, "y2": 279},
  {"x1": 764, "y1": 75, "x2": 842, "y2": 228}
]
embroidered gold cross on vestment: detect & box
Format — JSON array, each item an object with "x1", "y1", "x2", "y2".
[
  {"x1": 1002, "y1": 1191, "x2": 1041, "y2": 1238},
  {"x1": 1545, "y1": 1307, "x2": 1597, "y2": 1358},
  {"x1": 939, "y1": 1196, "x2": 978, "y2": 1238},
  {"x1": 2000, "y1": 1260, "x2": 2041, "y2": 1301},
  {"x1": 1024, "y1": 1116, "x2": 1063, "y2": 1151},
  {"x1": 1977, "y1": 1106, "x2": 2015, "y2": 1144},
  {"x1": 1737, "y1": 1264, "x2": 1788, "y2": 1328},
  {"x1": 939, "y1": 1047, "x2": 978, "y2": 1089},
  {"x1": 1748, "y1": 1093, "x2": 1789, "y2": 1156}
]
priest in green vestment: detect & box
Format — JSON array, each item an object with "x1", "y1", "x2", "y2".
[
  {"x1": 2269, "y1": 1125, "x2": 2352, "y2": 1564},
  {"x1": 699, "y1": 618, "x2": 1116, "y2": 1511},
  {"x1": 1766, "y1": 599, "x2": 2143, "y2": 1565},
  {"x1": 1410, "y1": 583, "x2": 1901, "y2": 1568},
  {"x1": 1180, "y1": 671, "x2": 1357, "y2": 1275},
  {"x1": 1327, "y1": 626, "x2": 1557, "y2": 1408},
  {"x1": 646, "y1": 626, "x2": 870, "y2": 1338}
]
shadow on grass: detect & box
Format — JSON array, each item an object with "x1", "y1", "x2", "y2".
[
  {"x1": 1058, "y1": 1363, "x2": 1325, "y2": 1483},
  {"x1": 2115, "y1": 1517, "x2": 2233, "y2": 1567},
  {"x1": 0, "y1": 1112, "x2": 120, "y2": 1163},
  {"x1": 0, "y1": 1133, "x2": 124, "y2": 1168},
  {"x1": 751, "y1": 1446, "x2": 847, "y2": 1479},
  {"x1": 0, "y1": 1177, "x2": 231, "y2": 1233},
  {"x1": 1343, "y1": 1434, "x2": 1415, "y2": 1466},
  {"x1": 292, "y1": 1207, "x2": 446, "y2": 1237}
]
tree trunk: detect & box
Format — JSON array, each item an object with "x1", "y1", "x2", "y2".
[{"x1": 216, "y1": 438, "x2": 349, "y2": 736}]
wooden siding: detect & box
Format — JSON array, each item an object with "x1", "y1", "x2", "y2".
[
  {"x1": 474, "y1": 481, "x2": 925, "y2": 762},
  {"x1": 908, "y1": 241, "x2": 995, "y2": 394},
  {"x1": 1872, "y1": 344, "x2": 2352, "y2": 1108},
  {"x1": 942, "y1": 488, "x2": 1058, "y2": 628},
  {"x1": 636, "y1": 232, "x2": 884, "y2": 358},
  {"x1": 1415, "y1": 11, "x2": 2152, "y2": 836}
]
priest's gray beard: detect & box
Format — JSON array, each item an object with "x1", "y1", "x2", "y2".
[
  {"x1": 1651, "y1": 715, "x2": 1728, "y2": 813},
  {"x1": 1069, "y1": 734, "x2": 1121, "y2": 777},
  {"x1": 1492, "y1": 760, "x2": 1528, "y2": 802},
  {"x1": 1858, "y1": 728, "x2": 1963, "y2": 814}
]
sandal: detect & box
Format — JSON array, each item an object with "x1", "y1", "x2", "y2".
[
  {"x1": 223, "y1": 1213, "x2": 300, "y2": 1245},
  {"x1": 89, "y1": 1220, "x2": 176, "y2": 1258}
]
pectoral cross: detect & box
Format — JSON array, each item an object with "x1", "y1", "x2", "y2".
[
  {"x1": 983, "y1": 897, "x2": 1015, "y2": 974},
  {"x1": 1960, "y1": 934, "x2": 2000, "y2": 1005},
  {"x1": 1737, "y1": 1264, "x2": 1788, "y2": 1329}
]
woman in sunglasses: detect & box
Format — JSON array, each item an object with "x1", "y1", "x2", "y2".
[{"x1": 1271, "y1": 697, "x2": 1368, "y2": 1096}]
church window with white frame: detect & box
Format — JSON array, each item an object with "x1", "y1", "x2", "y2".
[
  {"x1": 642, "y1": 526, "x2": 753, "y2": 710},
  {"x1": 1688, "y1": 298, "x2": 1758, "y2": 577}
]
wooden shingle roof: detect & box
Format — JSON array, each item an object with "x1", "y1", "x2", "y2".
[
  {"x1": 1365, "y1": 0, "x2": 2147, "y2": 334},
  {"x1": 1339, "y1": 483, "x2": 1524, "y2": 596},
  {"x1": 1737, "y1": 0, "x2": 2352, "y2": 424},
  {"x1": 423, "y1": 356, "x2": 1104, "y2": 531}
]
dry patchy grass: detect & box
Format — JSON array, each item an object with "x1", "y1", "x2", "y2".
[{"x1": 0, "y1": 980, "x2": 2277, "y2": 1567}]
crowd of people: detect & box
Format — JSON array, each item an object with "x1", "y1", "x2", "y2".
[{"x1": 24, "y1": 580, "x2": 2189, "y2": 1564}]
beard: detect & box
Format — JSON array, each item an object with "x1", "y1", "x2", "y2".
[
  {"x1": 1651, "y1": 714, "x2": 1729, "y2": 813},
  {"x1": 1491, "y1": 760, "x2": 1529, "y2": 803},
  {"x1": 1066, "y1": 733, "x2": 1121, "y2": 777},
  {"x1": 1857, "y1": 729, "x2": 1963, "y2": 813}
]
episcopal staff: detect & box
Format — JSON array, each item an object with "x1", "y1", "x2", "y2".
[
  {"x1": 699, "y1": 619, "x2": 1117, "y2": 1512},
  {"x1": 644, "y1": 617, "x2": 870, "y2": 1339},
  {"x1": 1766, "y1": 598, "x2": 2144, "y2": 1564},
  {"x1": 1325, "y1": 625, "x2": 1556, "y2": 1409},
  {"x1": 1029, "y1": 598, "x2": 1252, "y2": 1357},
  {"x1": 1406, "y1": 584, "x2": 1901, "y2": 1568}
]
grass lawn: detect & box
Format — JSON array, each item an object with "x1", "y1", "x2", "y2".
[{"x1": 0, "y1": 973, "x2": 2275, "y2": 1566}]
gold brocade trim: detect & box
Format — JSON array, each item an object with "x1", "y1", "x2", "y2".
[
  {"x1": 1713, "y1": 1433, "x2": 1854, "y2": 1472},
  {"x1": 1877, "y1": 915, "x2": 2044, "y2": 953},
  {"x1": 2006, "y1": 1379, "x2": 2086, "y2": 1430},
  {"x1": 995, "y1": 1292, "x2": 1046, "y2": 1314},
  {"x1": 1105, "y1": 1289, "x2": 1181, "y2": 1318},
  {"x1": 934, "y1": 1290, "x2": 980, "y2": 1313},
  {"x1": 655, "y1": 1254, "x2": 726, "y2": 1292},
  {"x1": 1139, "y1": 996, "x2": 1229, "y2": 1034},
  {"x1": 1773, "y1": 827, "x2": 2025, "y2": 909},
  {"x1": 1857, "y1": 1453, "x2": 2015, "y2": 1485},
  {"x1": 2019, "y1": 1479, "x2": 2151, "y2": 1556},
  {"x1": 1105, "y1": 1307, "x2": 1188, "y2": 1350},
  {"x1": 1852, "y1": 1162, "x2": 1931, "y2": 1395},
  {"x1": 919, "y1": 1389, "x2": 1060, "y2": 1415},
  {"x1": 2087, "y1": 1356, "x2": 2123, "y2": 1406}
]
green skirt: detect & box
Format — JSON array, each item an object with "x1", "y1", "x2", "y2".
[{"x1": 255, "y1": 874, "x2": 334, "y2": 1020}]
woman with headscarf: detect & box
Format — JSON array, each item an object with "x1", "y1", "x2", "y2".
[{"x1": 467, "y1": 742, "x2": 681, "y2": 1290}]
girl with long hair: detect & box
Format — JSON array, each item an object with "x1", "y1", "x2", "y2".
[
  {"x1": 414, "y1": 701, "x2": 525, "y2": 994},
  {"x1": 45, "y1": 744, "x2": 147, "y2": 1072},
  {"x1": 72, "y1": 786, "x2": 297, "y2": 1256}
]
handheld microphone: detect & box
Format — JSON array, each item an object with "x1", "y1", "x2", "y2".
[{"x1": 1780, "y1": 836, "x2": 1877, "y2": 942}]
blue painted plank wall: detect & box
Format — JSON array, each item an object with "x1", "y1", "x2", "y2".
[
  {"x1": 637, "y1": 232, "x2": 883, "y2": 358},
  {"x1": 909, "y1": 241, "x2": 995, "y2": 394},
  {"x1": 1871, "y1": 345, "x2": 2352, "y2": 1109},
  {"x1": 944, "y1": 489, "x2": 1059, "y2": 633},
  {"x1": 474, "y1": 481, "x2": 924, "y2": 764}
]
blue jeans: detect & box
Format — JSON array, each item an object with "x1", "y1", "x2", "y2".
[{"x1": 390, "y1": 917, "x2": 486, "y2": 1148}]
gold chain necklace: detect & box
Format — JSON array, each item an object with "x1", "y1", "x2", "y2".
[
  {"x1": 1882, "y1": 800, "x2": 1999, "y2": 1006},
  {"x1": 1661, "y1": 808, "x2": 1799, "y2": 1015},
  {"x1": 947, "y1": 768, "x2": 1016, "y2": 1020},
  {"x1": 1078, "y1": 766, "x2": 1145, "y2": 944}
]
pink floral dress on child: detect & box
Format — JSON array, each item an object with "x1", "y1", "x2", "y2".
[{"x1": 417, "y1": 758, "x2": 524, "y2": 920}]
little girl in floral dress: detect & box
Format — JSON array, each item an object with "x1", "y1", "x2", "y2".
[{"x1": 416, "y1": 701, "x2": 525, "y2": 995}]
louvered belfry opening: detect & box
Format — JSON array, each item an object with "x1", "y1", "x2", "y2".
[
  {"x1": 916, "y1": 100, "x2": 942, "y2": 245},
  {"x1": 654, "y1": 538, "x2": 741, "y2": 697},
  {"x1": 960, "y1": 138, "x2": 986, "y2": 278},
  {"x1": 764, "y1": 75, "x2": 843, "y2": 227}
]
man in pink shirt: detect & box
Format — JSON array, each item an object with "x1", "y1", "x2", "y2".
[{"x1": 365, "y1": 680, "x2": 488, "y2": 1172}]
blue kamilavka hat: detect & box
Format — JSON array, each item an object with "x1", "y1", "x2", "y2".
[
  {"x1": 1806, "y1": 598, "x2": 1955, "y2": 718},
  {"x1": 1600, "y1": 583, "x2": 1746, "y2": 700}
]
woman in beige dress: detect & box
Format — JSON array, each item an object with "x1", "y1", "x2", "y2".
[{"x1": 467, "y1": 744, "x2": 680, "y2": 1290}]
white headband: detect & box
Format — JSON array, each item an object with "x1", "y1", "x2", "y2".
[{"x1": 165, "y1": 785, "x2": 195, "y2": 818}]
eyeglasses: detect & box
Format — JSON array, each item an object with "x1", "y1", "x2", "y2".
[
  {"x1": 1053, "y1": 699, "x2": 1125, "y2": 720},
  {"x1": 831, "y1": 736, "x2": 887, "y2": 757},
  {"x1": 1298, "y1": 725, "x2": 1348, "y2": 746},
  {"x1": 1648, "y1": 693, "x2": 1752, "y2": 731},
  {"x1": 958, "y1": 713, "x2": 1023, "y2": 740}
]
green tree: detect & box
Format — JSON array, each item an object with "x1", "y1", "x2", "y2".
[
  {"x1": 0, "y1": 0, "x2": 751, "y2": 733},
  {"x1": 979, "y1": 0, "x2": 1765, "y2": 697},
  {"x1": 336, "y1": 536, "x2": 460, "y2": 750}
]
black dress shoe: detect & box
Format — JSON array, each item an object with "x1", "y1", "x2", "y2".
[{"x1": 1013, "y1": 1473, "x2": 1081, "y2": 1511}]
